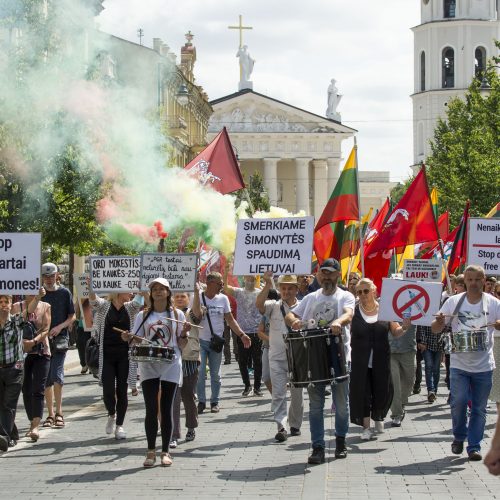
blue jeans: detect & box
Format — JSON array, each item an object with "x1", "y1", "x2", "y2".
[
  {"x1": 450, "y1": 368, "x2": 492, "y2": 453},
  {"x1": 307, "y1": 380, "x2": 349, "y2": 449},
  {"x1": 422, "y1": 349, "x2": 441, "y2": 393},
  {"x1": 196, "y1": 339, "x2": 222, "y2": 405}
]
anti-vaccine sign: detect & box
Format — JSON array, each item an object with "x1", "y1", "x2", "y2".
[
  {"x1": 0, "y1": 233, "x2": 41, "y2": 293},
  {"x1": 89, "y1": 256, "x2": 141, "y2": 293},
  {"x1": 467, "y1": 217, "x2": 500, "y2": 274},
  {"x1": 140, "y1": 253, "x2": 198, "y2": 292},
  {"x1": 233, "y1": 216, "x2": 314, "y2": 276}
]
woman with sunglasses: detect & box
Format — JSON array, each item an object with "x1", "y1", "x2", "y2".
[{"x1": 349, "y1": 278, "x2": 410, "y2": 440}]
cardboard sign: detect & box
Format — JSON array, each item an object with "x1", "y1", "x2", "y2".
[
  {"x1": 467, "y1": 217, "x2": 500, "y2": 274},
  {"x1": 140, "y1": 253, "x2": 198, "y2": 292},
  {"x1": 73, "y1": 273, "x2": 93, "y2": 332},
  {"x1": 0, "y1": 232, "x2": 41, "y2": 294},
  {"x1": 378, "y1": 278, "x2": 443, "y2": 326},
  {"x1": 233, "y1": 216, "x2": 314, "y2": 275},
  {"x1": 89, "y1": 256, "x2": 140, "y2": 293},
  {"x1": 403, "y1": 259, "x2": 442, "y2": 282},
  {"x1": 74, "y1": 273, "x2": 89, "y2": 299}
]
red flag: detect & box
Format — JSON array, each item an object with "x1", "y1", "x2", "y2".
[
  {"x1": 447, "y1": 201, "x2": 469, "y2": 274},
  {"x1": 184, "y1": 127, "x2": 245, "y2": 195},
  {"x1": 417, "y1": 211, "x2": 450, "y2": 255},
  {"x1": 365, "y1": 168, "x2": 438, "y2": 255}
]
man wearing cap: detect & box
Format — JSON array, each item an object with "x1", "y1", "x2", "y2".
[
  {"x1": 34, "y1": 263, "x2": 75, "y2": 428},
  {"x1": 285, "y1": 258, "x2": 355, "y2": 464},
  {"x1": 256, "y1": 271, "x2": 304, "y2": 442}
]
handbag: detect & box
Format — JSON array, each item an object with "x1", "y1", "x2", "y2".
[
  {"x1": 49, "y1": 334, "x2": 69, "y2": 353},
  {"x1": 202, "y1": 293, "x2": 225, "y2": 353},
  {"x1": 85, "y1": 337, "x2": 99, "y2": 378}
]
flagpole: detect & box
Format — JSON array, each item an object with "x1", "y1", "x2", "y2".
[
  {"x1": 421, "y1": 164, "x2": 453, "y2": 295},
  {"x1": 353, "y1": 137, "x2": 365, "y2": 277}
]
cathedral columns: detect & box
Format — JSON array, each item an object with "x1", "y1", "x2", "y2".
[
  {"x1": 262, "y1": 157, "x2": 279, "y2": 207},
  {"x1": 312, "y1": 159, "x2": 328, "y2": 220},
  {"x1": 295, "y1": 157, "x2": 311, "y2": 214},
  {"x1": 326, "y1": 157, "x2": 341, "y2": 197}
]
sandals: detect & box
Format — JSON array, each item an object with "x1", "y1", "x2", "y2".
[
  {"x1": 42, "y1": 416, "x2": 55, "y2": 428},
  {"x1": 54, "y1": 413, "x2": 65, "y2": 428},
  {"x1": 131, "y1": 388, "x2": 139, "y2": 396},
  {"x1": 143, "y1": 451, "x2": 156, "y2": 468},
  {"x1": 29, "y1": 429, "x2": 40, "y2": 442},
  {"x1": 160, "y1": 453, "x2": 173, "y2": 467}
]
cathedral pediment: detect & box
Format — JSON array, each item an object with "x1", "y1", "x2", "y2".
[{"x1": 209, "y1": 89, "x2": 356, "y2": 135}]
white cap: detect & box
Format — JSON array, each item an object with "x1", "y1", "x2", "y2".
[
  {"x1": 41, "y1": 262, "x2": 58, "y2": 276},
  {"x1": 148, "y1": 277, "x2": 171, "y2": 289}
]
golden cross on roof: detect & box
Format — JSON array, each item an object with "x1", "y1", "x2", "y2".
[{"x1": 228, "y1": 14, "x2": 253, "y2": 48}]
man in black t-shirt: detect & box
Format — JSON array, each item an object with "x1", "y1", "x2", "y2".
[{"x1": 38, "y1": 263, "x2": 75, "y2": 429}]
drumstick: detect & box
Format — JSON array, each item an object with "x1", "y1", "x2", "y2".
[
  {"x1": 433, "y1": 314, "x2": 457, "y2": 318},
  {"x1": 112, "y1": 327, "x2": 155, "y2": 345},
  {"x1": 163, "y1": 317, "x2": 203, "y2": 329}
]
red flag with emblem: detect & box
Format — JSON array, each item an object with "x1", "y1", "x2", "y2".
[{"x1": 184, "y1": 127, "x2": 245, "y2": 195}]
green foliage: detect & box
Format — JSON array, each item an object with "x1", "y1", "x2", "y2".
[
  {"x1": 426, "y1": 69, "x2": 500, "y2": 227},
  {"x1": 390, "y1": 178, "x2": 413, "y2": 205},
  {"x1": 235, "y1": 170, "x2": 270, "y2": 216}
]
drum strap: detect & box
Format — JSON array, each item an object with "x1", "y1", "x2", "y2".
[
  {"x1": 279, "y1": 303, "x2": 294, "y2": 333},
  {"x1": 451, "y1": 293, "x2": 488, "y2": 329}
]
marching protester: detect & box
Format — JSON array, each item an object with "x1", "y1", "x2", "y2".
[
  {"x1": 172, "y1": 289, "x2": 201, "y2": 445},
  {"x1": 416, "y1": 323, "x2": 444, "y2": 403},
  {"x1": 485, "y1": 276, "x2": 497, "y2": 296},
  {"x1": 432, "y1": 265, "x2": 500, "y2": 461},
  {"x1": 285, "y1": 258, "x2": 355, "y2": 464},
  {"x1": 89, "y1": 287, "x2": 145, "y2": 440},
  {"x1": 74, "y1": 298, "x2": 92, "y2": 375},
  {"x1": 256, "y1": 272, "x2": 304, "y2": 442},
  {"x1": 39, "y1": 263, "x2": 75, "y2": 430},
  {"x1": 123, "y1": 278, "x2": 189, "y2": 467},
  {"x1": 195, "y1": 272, "x2": 251, "y2": 414},
  {"x1": 0, "y1": 294, "x2": 27, "y2": 450},
  {"x1": 349, "y1": 278, "x2": 409, "y2": 439},
  {"x1": 13, "y1": 290, "x2": 51, "y2": 443},
  {"x1": 257, "y1": 315, "x2": 272, "y2": 394},
  {"x1": 224, "y1": 273, "x2": 263, "y2": 397}
]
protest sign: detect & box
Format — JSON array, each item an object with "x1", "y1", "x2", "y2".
[
  {"x1": 73, "y1": 273, "x2": 93, "y2": 332},
  {"x1": 467, "y1": 217, "x2": 500, "y2": 274},
  {"x1": 403, "y1": 259, "x2": 442, "y2": 282},
  {"x1": 140, "y1": 253, "x2": 198, "y2": 292},
  {"x1": 233, "y1": 216, "x2": 314, "y2": 276},
  {"x1": 0, "y1": 233, "x2": 41, "y2": 294},
  {"x1": 378, "y1": 278, "x2": 443, "y2": 326},
  {"x1": 89, "y1": 256, "x2": 140, "y2": 293},
  {"x1": 74, "y1": 273, "x2": 89, "y2": 299}
]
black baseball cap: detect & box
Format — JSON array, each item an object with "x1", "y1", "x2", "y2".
[{"x1": 319, "y1": 258, "x2": 340, "y2": 272}]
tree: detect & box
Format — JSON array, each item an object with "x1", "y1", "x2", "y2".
[
  {"x1": 426, "y1": 67, "x2": 500, "y2": 226},
  {"x1": 234, "y1": 170, "x2": 270, "y2": 216}
]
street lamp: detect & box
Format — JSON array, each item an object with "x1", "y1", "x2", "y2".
[{"x1": 176, "y1": 83, "x2": 189, "y2": 106}]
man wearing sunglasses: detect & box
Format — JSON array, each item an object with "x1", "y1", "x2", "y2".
[{"x1": 285, "y1": 258, "x2": 355, "y2": 465}]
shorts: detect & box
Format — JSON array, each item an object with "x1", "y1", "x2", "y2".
[{"x1": 46, "y1": 351, "x2": 67, "y2": 387}]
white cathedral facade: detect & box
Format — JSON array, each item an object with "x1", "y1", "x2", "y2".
[{"x1": 412, "y1": 0, "x2": 500, "y2": 166}]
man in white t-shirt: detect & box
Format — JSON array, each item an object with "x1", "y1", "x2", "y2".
[
  {"x1": 285, "y1": 258, "x2": 355, "y2": 465},
  {"x1": 432, "y1": 265, "x2": 500, "y2": 461},
  {"x1": 256, "y1": 272, "x2": 304, "y2": 443},
  {"x1": 193, "y1": 272, "x2": 250, "y2": 414}
]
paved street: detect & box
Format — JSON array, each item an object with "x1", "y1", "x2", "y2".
[{"x1": 1, "y1": 349, "x2": 499, "y2": 499}]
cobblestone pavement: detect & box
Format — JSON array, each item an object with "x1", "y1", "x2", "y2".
[{"x1": 1, "y1": 349, "x2": 499, "y2": 499}]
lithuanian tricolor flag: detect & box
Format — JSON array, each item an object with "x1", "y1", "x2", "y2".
[
  {"x1": 313, "y1": 147, "x2": 359, "y2": 263},
  {"x1": 485, "y1": 202, "x2": 500, "y2": 218}
]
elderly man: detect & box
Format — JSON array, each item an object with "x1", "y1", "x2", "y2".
[
  {"x1": 194, "y1": 272, "x2": 250, "y2": 414},
  {"x1": 256, "y1": 272, "x2": 304, "y2": 442},
  {"x1": 432, "y1": 265, "x2": 500, "y2": 461},
  {"x1": 285, "y1": 258, "x2": 355, "y2": 464},
  {"x1": 37, "y1": 263, "x2": 75, "y2": 429}
]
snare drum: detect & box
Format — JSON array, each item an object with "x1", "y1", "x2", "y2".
[
  {"x1": 129, "y1": 344, "x2": 176, "y2": 363},
  {"x1": 451, "y1": 330, "x2": 489, "y2": 353},
  {"x1": 284, "y1": 328, "x2": 349, "y2": 387}
]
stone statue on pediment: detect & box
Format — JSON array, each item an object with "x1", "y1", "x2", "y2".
[{"x1": 326, "y1": 78, "x2": 342, "y2": 121}]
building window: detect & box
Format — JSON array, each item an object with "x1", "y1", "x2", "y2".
[
  {"x1": 417, "y1": 122, "x2": 424, "y2": 156},
  {"x1": 420, "y1": 51, "x2": 426, "y2": 91},
  {"x1": 444, "y1": 0, "x2": 456, "y2": 18},
  {"x1": 475, "y1": 46, "x2": 487, "y2": 77},
  {"x1": 442, "y1": 47, "x2": 455, "y2": 88}
]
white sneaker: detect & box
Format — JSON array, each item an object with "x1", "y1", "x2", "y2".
[
  {"x1": 105, "y1": 415, "x2": 116, "y2": 435},
  {"x1": 361, "y1": 428, "x2": 373, "y2": 440},
  {"x1": 169, "y1": 440, "x2": 177, "y2": 449},
  {"x1": 115, "y1": 426, "x2": 126, "y2": 440},
  {"x1": 374, "y1": 421, "x2": 384, "y2": 433}
]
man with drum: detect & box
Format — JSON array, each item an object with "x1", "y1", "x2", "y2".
[
  {"x1": 285, "y1": 258, "x2": 355, "y2": 464},
  {"x1": 432, "y1": 265, "x2": 500, "y2": 461},
  {"x1": 256, "y1": 272, "x2": 304, "y2": 442}
]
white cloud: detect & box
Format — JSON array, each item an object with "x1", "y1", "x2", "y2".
[{"x1": 98, "y1": 0, "x2": 421, "y2": 182}]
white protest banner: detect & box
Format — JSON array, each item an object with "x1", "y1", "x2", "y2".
[
  {"x1": 0, "y1": 232, "x2": 41, "y2": 294},
  {"x1": 74, "y1": 273, "x2": 89, "y2": 299},
  {"x1": 73, "y1": 273, "x2": 93, "y2": 332},
  {"x1": 403, "y1": 259, "x2": 442, "y2": 282},
  {"x1": 467, "y1": 217, "x2": 500, "y2": 274},
  {"x1": 233, "y1": 216, "x2": 314, "y2": 276},
  {"x1": 140, "y1": 253, "x2": 198, "y2": 292},
  {"x1": 89, "y1": 256, "x2": 140, "y2": 293},
  {"x1": 378, "y1": 278, "x2": 443, "y2": 326}
]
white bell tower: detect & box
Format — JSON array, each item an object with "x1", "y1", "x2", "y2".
[{"x1": 411, "y1": 0, "x2": 500, "y2": 168}]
